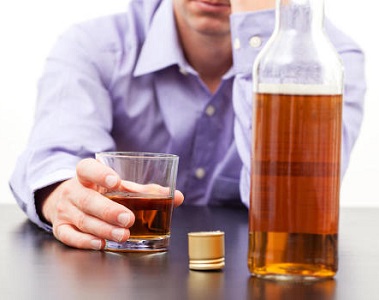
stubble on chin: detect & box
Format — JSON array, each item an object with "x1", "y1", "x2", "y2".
[{"x1": 174, "y1": 0, "x2": 231, "y2": 37}]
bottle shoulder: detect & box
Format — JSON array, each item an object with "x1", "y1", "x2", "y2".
[{"x1": 254, "y1": 30, "x2": 343, "y2": 88}]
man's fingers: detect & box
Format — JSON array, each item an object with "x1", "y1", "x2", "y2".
[
  {"x1": 54, "y1": 223, "x2": 106, "y2": 250},
  {"x1": 65, "y1": 183, "x2": 135, "y2": 228},
  {"x1": 54, "y1": 203, "x2": 132, "y2": 248},
  {"x1": 174, "y1": 190, "x2": 184, "y2": 207},
  {"x1": 76, "y1": 158, "x2": 121, "y2": 190},
  {"x1": 120, "y1": 180, "x2": 184, "y2": 207}
]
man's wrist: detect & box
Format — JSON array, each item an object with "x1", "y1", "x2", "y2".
[{"x1": 35, "y1": 182, "x2": 62, "y2": 225}]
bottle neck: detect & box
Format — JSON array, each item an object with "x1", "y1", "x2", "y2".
[{"x1": 276, "y1": 0, "x2": 324, "y2": 32}]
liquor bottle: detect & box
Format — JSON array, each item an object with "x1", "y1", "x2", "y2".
[{"x1": 248, "y1": 0, "x2": 343, "y2": 280}]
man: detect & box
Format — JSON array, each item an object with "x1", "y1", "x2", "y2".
[{"x1": 10, "y1": 0, "x2": 365, "y2": 250}]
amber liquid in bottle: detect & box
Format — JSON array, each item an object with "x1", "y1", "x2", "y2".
[{"x1": 248, "y1": 87, "x2": 342, "y2": 280}]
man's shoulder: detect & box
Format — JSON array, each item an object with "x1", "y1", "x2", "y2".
[
  {"x1": 63, "y1": 0, "x2": 164, "y2": 52},
  {"x1": 325, "y1": 20, "x2": 363, "y2": 52},
  {"x1": 71, "y1": 13, "x2": 138, "y2": 52}
]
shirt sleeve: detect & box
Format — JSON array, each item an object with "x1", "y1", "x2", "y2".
[
  {"x1": 9, "y1": 24, "x2": 116, "y2": 230},
  {"x1": 230, "y1": 12, "x2": 366, "y2": 208}
]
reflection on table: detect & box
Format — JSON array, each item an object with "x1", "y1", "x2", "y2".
[{"x1": 1, "y1": 204, "x2": 378, "y2": 299}]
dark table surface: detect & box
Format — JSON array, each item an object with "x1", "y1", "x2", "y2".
[{"x1": 1, "y1": 204, "x2": 379, "y2": 300}]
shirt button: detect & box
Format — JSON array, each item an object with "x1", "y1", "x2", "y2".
[
  {"x1": 195, "y1": 168, "x2": 206, "y2": 180},
  {"x1": 179, "y1": 67, "x2": 188, "y2": 76},
  {"x1": 233, "y1": 38, "x2": 241, "y2": 50},
  {"x1": 205, "y1": 105, "x2": 216, "y2": 117},
  {"x1": 249, "y1": 36, "x2": 262, "y2": 48}
]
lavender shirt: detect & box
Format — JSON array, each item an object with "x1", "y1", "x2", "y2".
[{"x1": 10, "y1": 0, "x2": 366, "y2": 230}]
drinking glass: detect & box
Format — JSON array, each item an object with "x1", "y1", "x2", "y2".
[{"x1": 96, "y1": 152, "x2": 179, "y2": 252}]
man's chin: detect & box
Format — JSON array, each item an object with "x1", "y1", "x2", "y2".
[{"x1": 189, "y1": 15, "x2": 230, "y2": 36}]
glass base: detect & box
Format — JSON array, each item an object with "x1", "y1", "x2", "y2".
[{"x1": 104, "y1": 236, "x2": 170, "y2": 252}]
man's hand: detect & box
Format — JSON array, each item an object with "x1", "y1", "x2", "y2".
[{"x1": 36, "y1": 158, "x2": 184, "y2": 250}]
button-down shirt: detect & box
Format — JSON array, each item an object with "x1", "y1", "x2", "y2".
[{"x1": 10, "y1": 0, "x2": 366, "y2": 231}]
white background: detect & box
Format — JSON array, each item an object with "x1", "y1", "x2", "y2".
[{"x1": 0, "y1": 1, "x2": 378, "y2": 207}]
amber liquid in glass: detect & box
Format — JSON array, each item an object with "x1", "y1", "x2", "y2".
[
  {"x1": 248, "y1": 91, "x2": 342, "y2": 280},
  {"x1": 105, "y1": 191, "x2": 173, "y2": 239}
]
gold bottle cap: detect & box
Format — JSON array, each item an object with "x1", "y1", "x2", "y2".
[{"x1": 188, "y1": 231, "x2": 225, "y2": 271}]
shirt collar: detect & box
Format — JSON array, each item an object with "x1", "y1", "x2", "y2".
[{"x1": 134, "y1": 0, "x2": 186, "y2": 77}]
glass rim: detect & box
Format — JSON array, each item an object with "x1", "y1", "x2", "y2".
[{"x1": 95, "y1": 151, "x2": 179, "y2": 160}]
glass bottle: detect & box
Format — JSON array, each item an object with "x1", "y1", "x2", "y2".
[{"x1": 248, "y1": 0, "x2": 343, "y2": 280}]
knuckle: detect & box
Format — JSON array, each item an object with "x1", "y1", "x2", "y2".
[
  {"x1": 53, "y1": 224, "x2": 88, "y2": 249},
  {"x1": 77, "y1": 188, "x2": 94, "y2": 209},
  {"x1": 53, "y1": 223, "x2": 66, "y2": 243},
  {"x1": 100, "y1": 204, "x2": 114, "y2": 221},
  {"x1": 53, "y1": 225, "x2": 61, "y2": 241},
  {"x1": 56, "y1": 179, "x2": 74, "y2": 202},
  {"x1": 55, "y1": 201, "x2": 66, "y2": 218},
  {"x1": 76, "y1": 212, "x2": 87, "y2": 231},
  {"x1": 53, "y1": 186, "x2": 72, "y2": 217},
  {"x1": 97, "y1": 226, "x2": 111, "y2": 239}
]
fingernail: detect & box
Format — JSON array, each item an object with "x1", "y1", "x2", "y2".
[
  {"x1": 90, "y1": 239, "x2": 102, "y2": 250},
  {"x1": 117, "y1": 212, "x2": 130, "y2": 227},
  {"x1": 112, "y1": 228, "x2": 125, "y2": 242},
  {"x1": 105, "y1": 175, "x2": 118, "y2": 188}
]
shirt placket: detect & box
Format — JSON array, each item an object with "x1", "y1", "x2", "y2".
[{"x1": 185, "y1": 81, "x2": 233, "y2": 204}]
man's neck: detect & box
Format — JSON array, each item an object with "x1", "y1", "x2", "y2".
[{"x1": 177, "y1": 26, "x2": 232, "y2": 94}]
